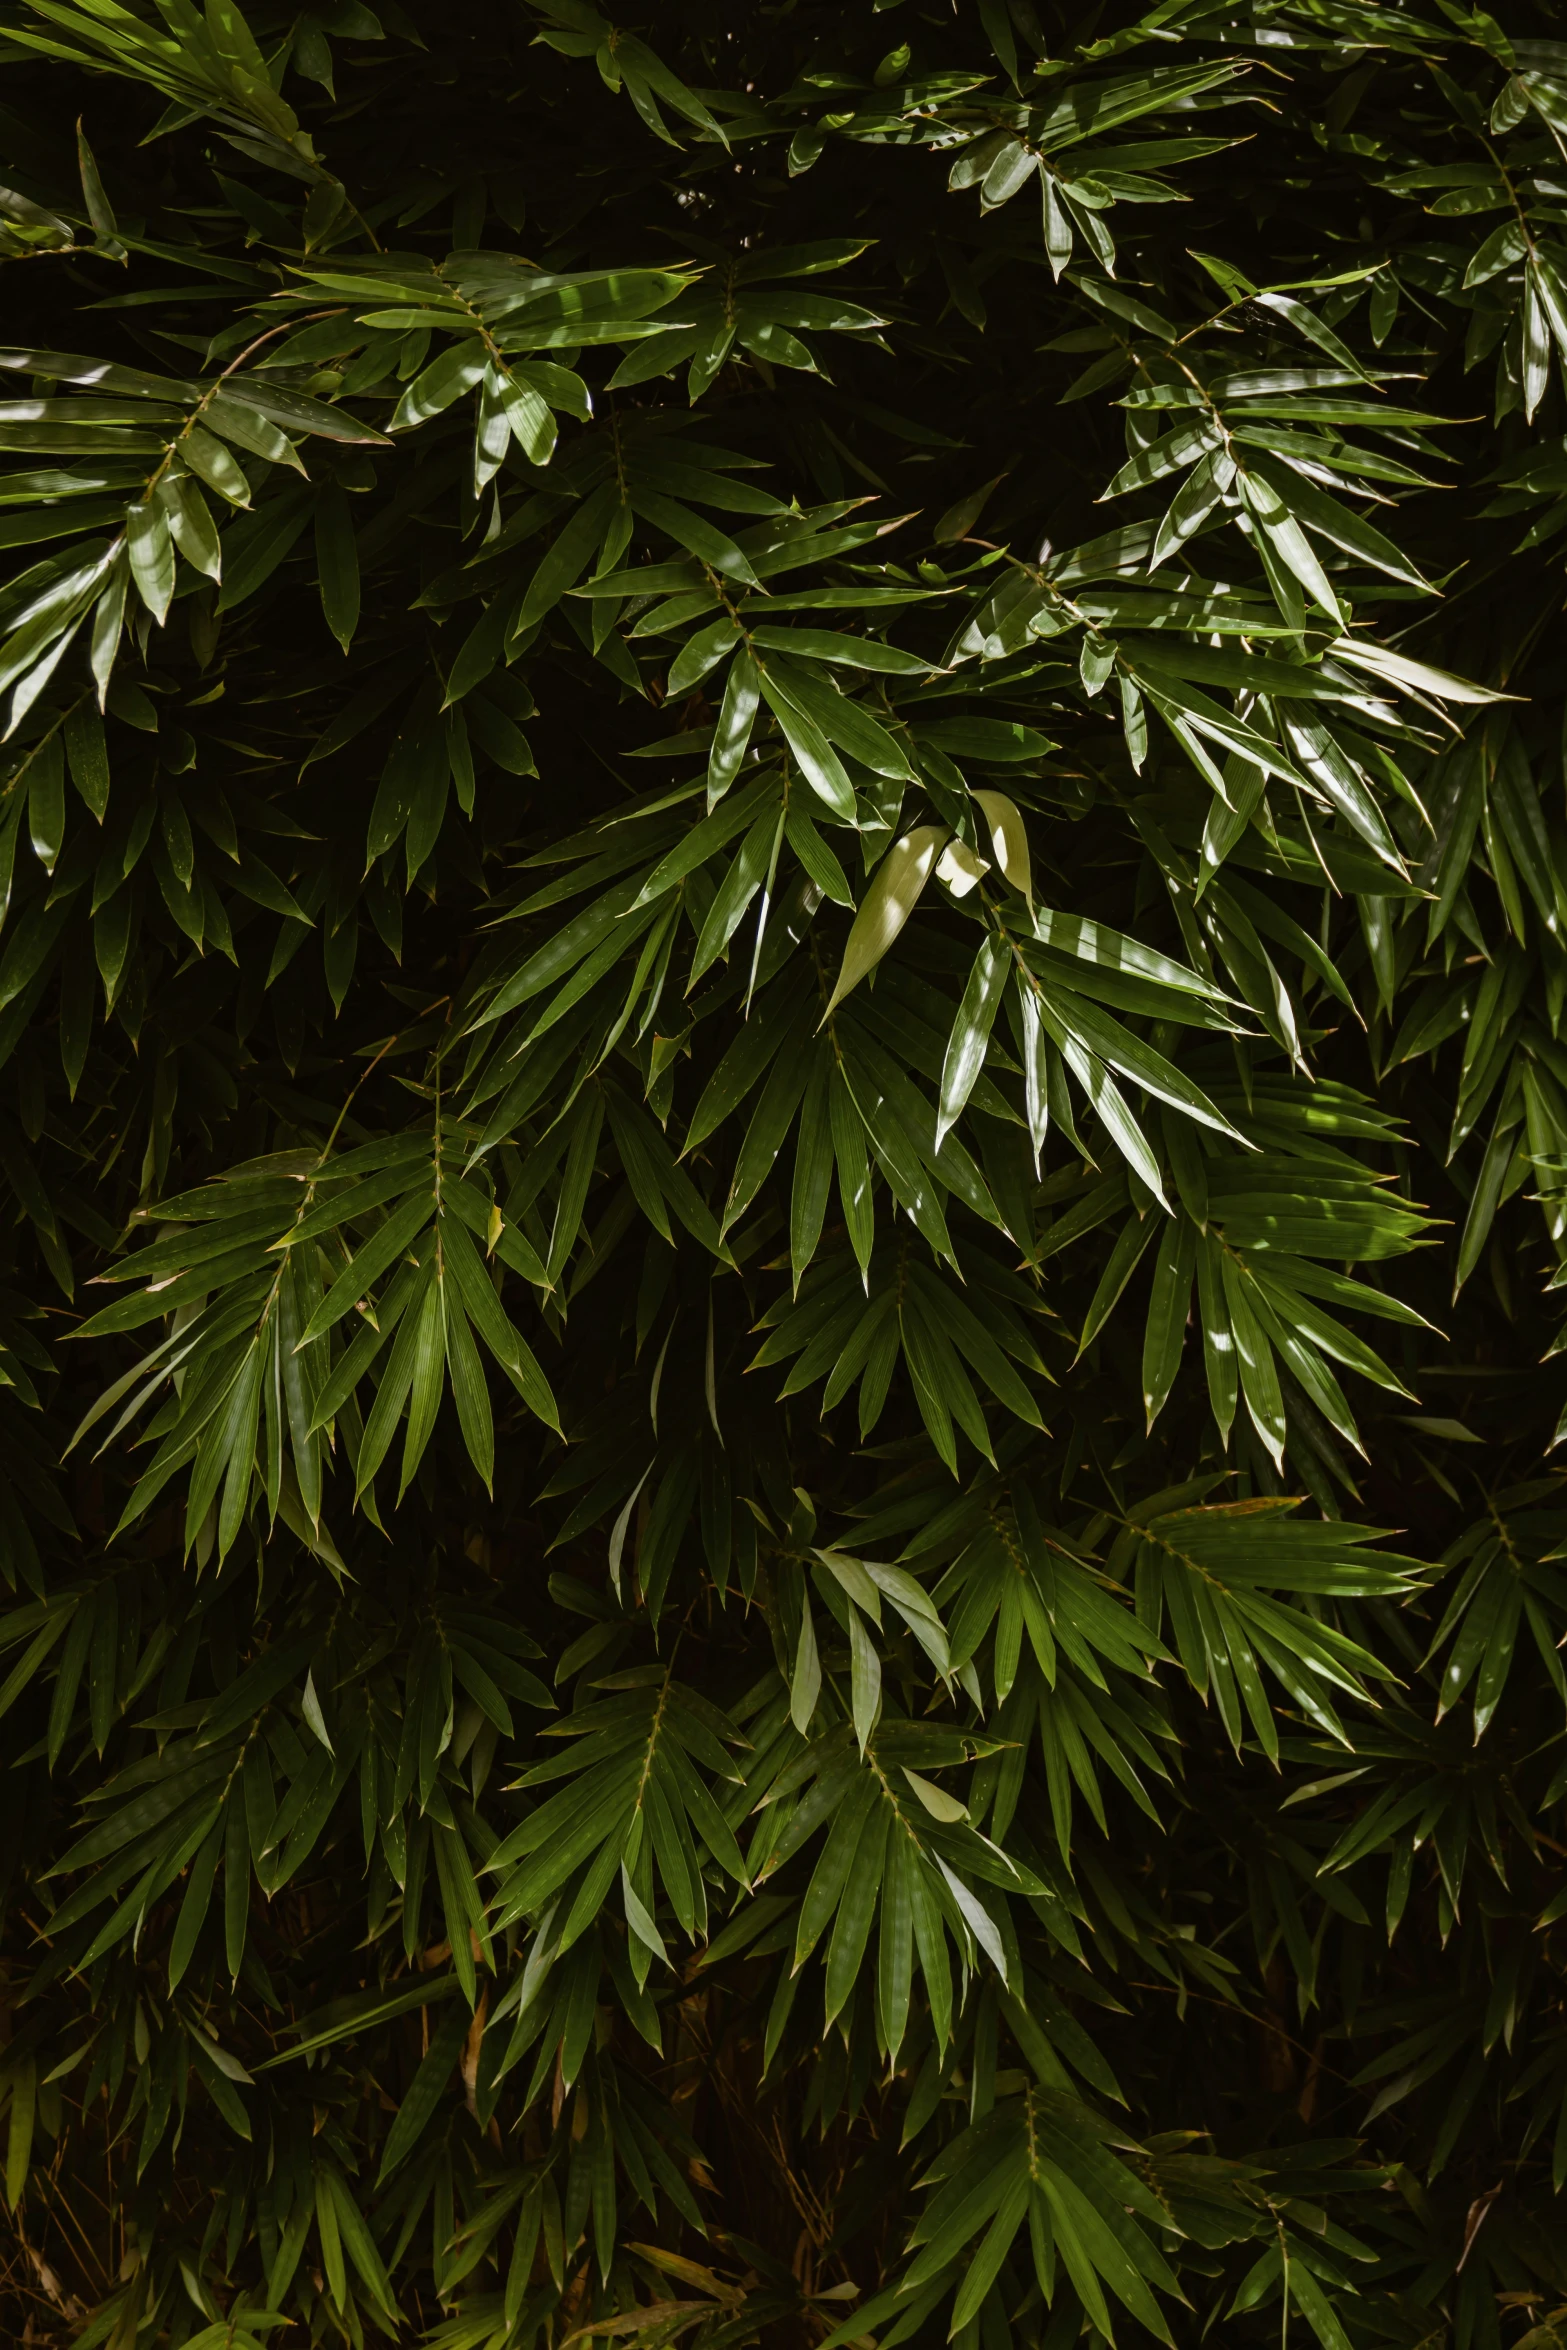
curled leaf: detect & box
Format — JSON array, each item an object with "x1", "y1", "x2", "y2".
[
  {"x1": 936, "y1": 837, "x2": 989, "y2": 897},
  {"x1": 971, "y1": 788, "x2": 1032, "y2": 905}
]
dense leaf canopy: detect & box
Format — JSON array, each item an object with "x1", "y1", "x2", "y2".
[{"x1": 1, "y1": 2, "x2": 1567, "y2": 2347}]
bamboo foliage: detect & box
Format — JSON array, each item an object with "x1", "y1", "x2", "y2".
[{"x1": 1, "y1": 6, "x2": 1567, "y2": 2350}]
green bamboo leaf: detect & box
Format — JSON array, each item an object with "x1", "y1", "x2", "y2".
[
  {"x1": 1142, "y1": 1214, "x2": 1197, "y2": 1428},
  {"x1": 937, "y1": 934, "x2": 1008, "y2": 1149},
  {"x1": 398, "y1": 1272, "x2": 447, "y2": 1494},
  {"x1": 323, "y1": 2165, "x2": 399, "y2": 2313},
  {"x1": 824, "y1": 826, "x2": 946, "y2": 1018},
  {"x1": 971, "y1": 788, "x2": 1032, "y2": 904},
  {"x1": 1079, "y1": 1211, "x2": 1160, "y2": 1357},
  {"x1": 168, "y1": 1814, "x2": 223, "y2": 1989},
  {"x1": 760, "y1": 670, "x2": 858, "y2": 821},
  {"x1": 1195, "y1": 1232, "x2": 1238, "y2": 1444},
  {"x1": 5, "y1": 2055, "x2": 35, "y2": 2210},
  {"x1": 846, "y1": 1599, "x2": 882, "y2": 1754},
  {"x1": 708, "y1": 647, "x2": 761, "y2": 804},
  {"x1": 314, "y1": 477, "x2": 360, "y2": 652},
  {"x1": 1219, "y1": 1253, "x2": 1286, "y2": 1468},
  {"x1": 300, "y1": 1193, "x2": 433, "y2": 1344},
  {"x1": 353, "y1": 1258, "x2": 434, "y2": 1493},
  {"x1": 183, "y1": 423, "x2": 252, "y2": 505},
  {"x1": 790, "y1": 1585, "x2": 822, "y2": 1733},
  {"x1": 163, "y1": 472, "x2": 221, "y2": 581}
]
